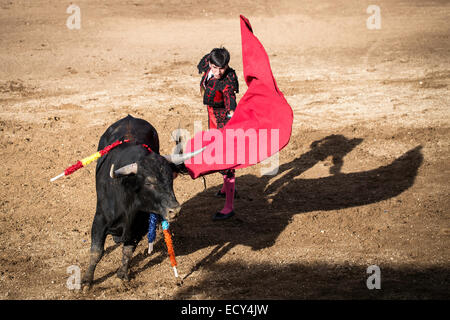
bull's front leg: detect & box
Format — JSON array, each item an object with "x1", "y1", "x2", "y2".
[
  {"x1": 117, "y1": 243, "x2": 136, "y2": 281},
  {"x1": 81, "y1": 249, "x2": 103, "y2": 288}
]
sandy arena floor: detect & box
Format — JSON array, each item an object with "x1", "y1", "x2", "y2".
[{"x1": 0, "y1": 0, "x2": 449, "y2": 299}]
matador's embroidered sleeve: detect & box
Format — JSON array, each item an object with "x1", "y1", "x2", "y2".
[{"x1": 223, "y1": 70, "x2": 239, "y2": 111}]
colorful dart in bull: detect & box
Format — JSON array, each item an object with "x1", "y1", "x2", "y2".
[
  {"x1": 50, "y1": 139, "x2": 130, "y2": 182},
  {"x1": 147, "y1": 213, "x2": 179, "y2": 279},
  {"x1": 147, "y1": 213, "x2": 158, "y2": 254}
]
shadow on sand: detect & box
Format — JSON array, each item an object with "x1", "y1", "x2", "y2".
[
  {"x1": 173, "y1": 261, "x2": 449, "y2": 299},
  {"x1": 171, "y1": 135, "x2": 422, "y2": 250}
]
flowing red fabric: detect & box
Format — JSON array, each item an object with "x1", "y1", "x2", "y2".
[{"x1": 184, "y1": 15, "x2": 293, "y2": 179}]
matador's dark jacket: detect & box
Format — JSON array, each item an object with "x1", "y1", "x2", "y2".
[{"x1": 197, "y1": 54, "x2": 239, "y2": 129}]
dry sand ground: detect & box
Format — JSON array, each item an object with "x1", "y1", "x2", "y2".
[{"x1": 0, "y1": 0, "x2": 449, "y2": 299}]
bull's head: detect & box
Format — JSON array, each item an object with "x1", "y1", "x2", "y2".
[{"x1": 110, "y1": 145, "x2": 204, "y2": 221}]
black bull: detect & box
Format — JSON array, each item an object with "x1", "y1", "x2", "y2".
[{"x1": 82, "y1": 115, "x2": 192, "y2": 287}]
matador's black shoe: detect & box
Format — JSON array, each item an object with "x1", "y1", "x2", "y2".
[{"x1": 212, "y1": 210, "x2": 235, "y2": 221}]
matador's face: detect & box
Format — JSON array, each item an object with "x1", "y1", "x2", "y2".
[{"x1": 209, "y1": 62, "x2": 228, "y2": 79}]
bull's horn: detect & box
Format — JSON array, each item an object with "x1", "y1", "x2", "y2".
[
  {"x1": 112, "y1": 162, "x2": 138, "y2": 177},
  {"x1": 163, "y1": 146, "x2": 206, "y2": 165},
  {"x1": 110, "y1": 164, "x2": 115, "y2": 178}
]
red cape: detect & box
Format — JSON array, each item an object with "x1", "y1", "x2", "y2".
[{"x1": 184, "y1": 15, "x2": 293, "y2": 178}]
